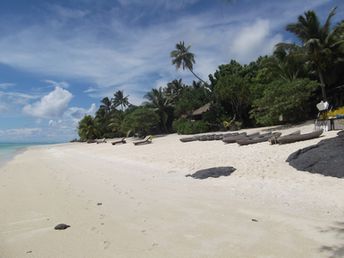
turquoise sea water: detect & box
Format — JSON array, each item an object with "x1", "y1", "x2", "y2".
[{"x1": 0, "y1": 143, "x2": 43, "y2": 166}]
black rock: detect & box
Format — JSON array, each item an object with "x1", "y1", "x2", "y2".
[
  {"x1": 287, "y1": 135, "x2": 344, "y2": 178},
  {"x1": 54, "y1": 224, "x2": 70, "y2": 230},
  {"x1": 186, "y1": 166, "x2": 236, "y2": 179}
]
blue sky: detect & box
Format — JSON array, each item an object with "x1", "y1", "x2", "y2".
[{"x1": 0, "y1": 0, "x2": 343, "y2": 142}]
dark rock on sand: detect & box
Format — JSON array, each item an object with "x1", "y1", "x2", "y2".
[
  {"x1": 287, "y1": 133, "x2": 344, "y2": 178},
  {"x1": 54, "y1": 224, "x2": 70, "y2": 230},
  {"x1": 186, "y1": 166, "x2": 236, "y2": 179}
]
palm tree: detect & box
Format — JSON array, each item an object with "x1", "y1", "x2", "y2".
[
  {"x1": 271, "y1": 43, "x2": 308, "y2": 81},
  {"x1": 285, "y1": 7, "x2": 344, "y2": 100},
  {"x1": 164, "y1": 79, "x2": 185, "y2": 104},
  {"x1": 108, "y1": 110, "x2": 124, "y2": 135},
  {"x1": 99, "y1": 97, "x2": 112, "y2": 114},
  {"x1": 170, "y1": 41, "x2": 208, "y2": 85},
  {"x1": 112, "y1": 90, "x2": 129, "y2": 111},
  {"x1": 78, "y1": 115, "x2": 99, "y2": 140},
  {"x1": 144, "y1": 87, "x2": 171, "y2": 132}
]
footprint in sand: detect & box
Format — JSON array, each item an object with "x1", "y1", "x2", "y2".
[{"x1": 103, "y1": 240, "x2": 111, "y2": 249}]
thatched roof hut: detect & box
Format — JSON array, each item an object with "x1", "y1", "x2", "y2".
[{"x1": 192, "y1": 103, "x2": 211, "y2": 116}]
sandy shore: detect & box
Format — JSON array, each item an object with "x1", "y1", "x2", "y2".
[{"x1": 1, "y1": 123, "x2": 343, "y2": 258}]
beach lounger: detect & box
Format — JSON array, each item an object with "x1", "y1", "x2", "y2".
[
  {"x1": 133, "y1": 135, "x2": 152, "y2": 146},
  {"x1": 277, "y1": 129, "x2": 323, "y2": 144},
  {"x1": 96, "y1": 138, "x2": 107, "y2": 144},
  {"x1": 111, "y1": 138, "x2": 126, "y2": 145}
]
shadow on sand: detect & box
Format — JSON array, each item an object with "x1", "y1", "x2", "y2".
[
  {"x1": 286, "y1": 132, "x2": 344, "y2": 178},
  {"x1": 186, "y1": 166, "x2": 236, "y2": 179},
  {"x1": 318, "y1": 222, "x2": 344, "y2": 258}
]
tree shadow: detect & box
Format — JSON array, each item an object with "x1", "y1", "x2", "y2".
[
  {"x1": 286, "y1": 133, "x2": 344, "y2": 178},
  {"x1": 318, "y1": 222, "x2": 344, "y2": 258}
]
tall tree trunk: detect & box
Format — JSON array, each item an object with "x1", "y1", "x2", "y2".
[
  {"x1": 318, "y1": 70, "x2": 327, "y2": 101},
  {"x1": 188, "y1": 68, "x2": 208, "y2": 86}
]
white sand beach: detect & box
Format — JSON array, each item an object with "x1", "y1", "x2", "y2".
[{"x1": 0, "y1": 123, "x2": 343, "y2": 258}]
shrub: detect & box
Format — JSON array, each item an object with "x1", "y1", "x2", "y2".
[
  {"x1": 173, "y1": 118, "x2": 209, "y2": 134},
  {"x1": 120, "y1": 107, "x2": 159, "y2": 137},
  {"x1": 250, "y1": 79, "x2": 318, "y2": 126}
]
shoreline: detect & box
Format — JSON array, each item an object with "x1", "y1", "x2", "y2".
[{"x1": 1, "y1": 124, "x2": 343, "y2": 258}]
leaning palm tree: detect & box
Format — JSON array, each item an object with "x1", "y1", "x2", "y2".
[
  {"x1": 284, "y1": 7, "x2": 344, "y2": 100},
  {"x1": 170, "y1": 41, "x2": 208, "y2": 85},
  {"x1": 112, "y1": 90, "x2": 129, "y2": 111},
  {"x1": 144, "y1": 87, "x2": 171, "y2": 132}
]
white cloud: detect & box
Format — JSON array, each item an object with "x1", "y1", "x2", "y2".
[
  {"x1": 0, "y1": 128, "x2": 42, "y2": 137},
  {"x1": 0, "y1": 83, "x2": 15, "y2": 89},
  {"x1": 44, "y1": 80, "x2": 70, "y2": 89},
  {"x1": 230, "y1": 19, "x2": 283, "y2": 63},
  {"x1": 117, "y1": 0, "x2": 201, "y2": 11},
  {"x1": 0, "y1": 0, "x2": 332, "y2": 103},
  {"x1": 0, "y1": 104, "x2": 7, "y2": 112},
  {"x1": 48, "y1": 4, "x2": 89, "y2": 19},
  {"x1": 49, "y1": 103, "x2": 97, "y2": 128},
  {"x1": 23, "y1": 87, "x2": 73, "y2": 118},
  {"x1": 0, "y1": 91, "x2": 39, "y2": 113}
]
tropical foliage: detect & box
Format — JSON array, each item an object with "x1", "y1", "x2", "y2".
[{"x1": 77, "y1": 7, "x2": 344, "y2": 140}]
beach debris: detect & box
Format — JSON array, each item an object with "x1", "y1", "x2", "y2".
[
  {"x1": 251, "y1": 219, "x2": 258, "y2": 222},
  {"x1": 26, "y1": 250, "x2": 32, "y2": 254},
  {"x1": 186, "y1": 166, "x2": 236, "y2": 179},
  {"x1": 97, "y1": 202, "x2": 102, "y2": 206},
  {"x1": 54, "y1": 223, "x2": 71, "y2": 230}
]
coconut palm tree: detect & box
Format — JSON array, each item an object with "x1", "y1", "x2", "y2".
[
  {"x1": 271, "y1": 43, "x2": 308, "y2": 81},
  {"x1": 78, "y1": 115, "x2": 98, "y2": 140},
  {"x1": 112, "y1": 90, "x2": 129, "y2": 111},
  {"x1": 285, "y1": 7, "x2": 344, "y2": 100},
  {"x1": 144, "y1": 87, "x2": 172, "y2": 132},
  {"x1": 164, "y1": 79, "x2": 185, "y2": 104},
  {"x1": 108, "y1": 110, "x2": 124, "y2": 135},
  {"x1": 99, "y1": 97, "x2": 112, "y2": 114},
  {"x1": 170, "y1": 41, "x2": 208, "y2": 85}
]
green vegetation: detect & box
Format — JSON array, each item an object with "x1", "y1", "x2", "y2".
[
  {"x1": 78, "y1": 8, "x2": 344, "y2": 140},
  {"x1": 173, "y1": 118, "x2": 209, "y2": 134},
  {"x1": 120, "y1": 107, "x2": 160, "y2": 137}
]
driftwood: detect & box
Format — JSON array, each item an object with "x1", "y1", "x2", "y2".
[
  {"x1": 222, "y1": 132, "x2": 259, "y2": 144},
  {"x1": 223, "y1": 132, "x2": 240, "y2": 138},
  {"x1": 269, "y1": 130, "x2": 300, "y2": 145},
  {"x1": 180, "y1": 133, "x2": 223, "y2": 143},
  {"x1": 277, "y1": 129, "x2": 323, "y2": 144},
  {"x1": 237, "y1": 132, "x2": 282, "y2": 146},
  {"x1": 180, "y1": 136, "x2": 197, "y2": 143}
]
